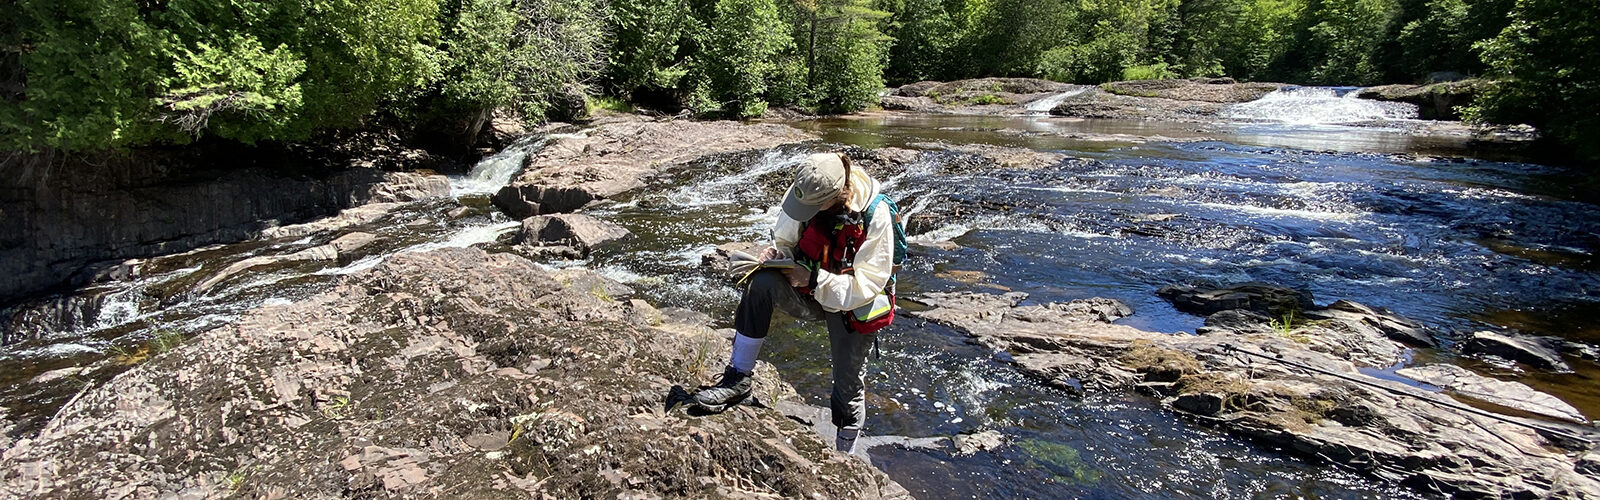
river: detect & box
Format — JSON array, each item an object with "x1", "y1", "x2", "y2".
[{"x1": 4, "y1": 100, "x2": 1598, "y2": 498}]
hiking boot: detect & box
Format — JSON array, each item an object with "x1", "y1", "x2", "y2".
[{"x1": 694, "y1": 366, "x2": 753, "y2": 412}]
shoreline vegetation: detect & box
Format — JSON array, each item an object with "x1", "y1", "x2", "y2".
[{"x1": 2, "y1": 0, "x2": 1596, "y2": 161}]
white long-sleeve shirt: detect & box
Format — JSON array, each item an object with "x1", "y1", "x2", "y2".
[{"x1": 771, "y1": 166, "x2": 895, "y2": 313}]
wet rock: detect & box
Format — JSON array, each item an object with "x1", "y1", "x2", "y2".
[
  {"x1": 1100, "y1": 79, "x2": 1286, "y2": 103},
  {"x1": 1303, "y1": 300, "x2": 1436, "y2": 347},
  {"x1": 880, "y1": 95, "x2": 942, "y2": 113},
  {"x1": 1356, "y1": 80, "x2": 1487, "y2": 120},
  {"x1": 193, "y1": 232, "x2": 381, "y2": 293},
  {"x1": 1157, "y1": 282, "x2": 1315, "y2": 318},
  {"x1": 1197, "y1": 309, "x2": 1274, "y2": 336},
  {"x1": 911, "y1": 290, "x2": 1600, "y2": 499},
  {"x1": 517, "y1": 213, "x2": 634, "y2": 258},
  {"x1": 0, "y1": 248, "x2": 905, "y2": 498},
  {"x1": 1464, "y1": 330, "x2": 1571, "y2": 372},
  {"x1": 261, "y1": 203, "x2": 402, "y2": 240},
  {"x1": 1172, "y1": 392, "x2": 1227, "y2": 416},
  {"x1": 700, "y1": 241, "x2": 767, "y2": 275},
  {"x1": 342, "y1": 171, "x2": 451, "y2": 204},
  {"x1": 953, "y1": 430, "x2": 1006, "y2": 456},
  {"x1": 2, "y1": 144, "x2": 448, "y2": 305},
  {"x1": 1395, "y1": 364, "x2": 1586, "y2": 423},
  {"x1": 1579, "y1": 452, "x2": 1600, "y2": 479},
  {"x1": 493, "y1": 118, "x2": 815, "y2": 219}
]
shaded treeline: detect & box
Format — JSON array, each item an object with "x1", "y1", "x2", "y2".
[{"x1": 1, "y1": 0, "x2": 1594, "y2": 158}]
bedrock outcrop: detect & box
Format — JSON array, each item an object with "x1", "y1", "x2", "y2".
[
  {"x1": 907, "y1": 291, "x2": 1600, "y2": 500},
  {"x1": 0, "y1": 248, "x2": 906, "y2": 499},
  {"x1": 491, "y1": 117, "x2": 817, "y2": 219},
  {"x1": 0, "y1": 147, "x2": 449, "y2": 307}
]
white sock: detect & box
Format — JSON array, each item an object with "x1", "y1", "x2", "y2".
[{"x1": 730, "y1": 333, "x2": 764, "y2": 374}]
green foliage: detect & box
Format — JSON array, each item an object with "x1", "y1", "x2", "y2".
[
  {"x1": 798, "y1": 0, "x2": 893, "y2": 113},
  {"x1": 1122, "y1": 63, "x2": 1180, "y2": 81},
  {"x1": 691, "y1": 0, "x2": 791, "y2": 117},
  {"x1": 605, "y1": 0, "x2": 700, "y2": 99},
  {"x1": 8, "y1": 0, "x2": 441, "y2": 151},
  {"x1": 1468, "y1": 0, "x2": 1600, "y2": 159},
  {"x1": 879, "y1": 0, "x2": 959, "y2": 83},
  {"x1": 1303, "y1": 0, "x2": 1401, "y2": 85}
]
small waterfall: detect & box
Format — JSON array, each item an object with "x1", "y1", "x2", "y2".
[
  {"x1": 1223, "y1": 87, "x2": 1418, "y2": 125},
  {"x1": 450, "y1": 131, "x2": 589, "y2": 196},
  {"x1": 1025, "y1": 87, "x2": 1088, "y2": 114}
]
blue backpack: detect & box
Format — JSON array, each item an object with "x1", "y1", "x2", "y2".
[{"x1": 863, "y1": 193, "x2": 909, "y2": 278}]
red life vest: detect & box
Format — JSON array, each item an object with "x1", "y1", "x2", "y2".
[{"x1": 793, "y1": 209, "x2": 896, "y2": 334}]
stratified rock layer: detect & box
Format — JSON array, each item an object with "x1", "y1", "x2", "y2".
[{"x1": 0, "y1": 248, "x2": 906, "y2": 499}]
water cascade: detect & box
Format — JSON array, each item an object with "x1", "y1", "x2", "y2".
[
  {"x1": 1024, "y1": 87, "x2": 1089, "y2": 114},
  {"x1": 1223, "y1": 87, "x2": 1418, "y2": 124}
]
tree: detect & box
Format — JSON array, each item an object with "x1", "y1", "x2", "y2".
[
  {"x1": 1469, "y1": 0, "x2": 1600, "y2": 159},
  {"x1": 690, "y1": 0, "x2": 791, "y2": 117},
  {"x1": 1302, "y1": 0, "x2": 1401, "y2": 84},
  {"x1": 879, "y1": 0, "x2": 958, "y2": 84},
  {"x1": 6, "y1": 0, "x2": 443, "y2": 151},
  {"x1": 794, "y1": 0, "x2": 892, "y2": 112},
  {"x1": 605, "y1": 0, "x2": 701, "y2": 103}
]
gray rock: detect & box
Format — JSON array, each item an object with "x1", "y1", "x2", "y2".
[
  {"x1": 1158, "y1": 282, "x2": 1315, "y2": 317},
  {"x1": 517, "y1": 214, "x2": 633, "y2": 258},
  {"x1": 1197, "y1": 309, "x2": 1274, "y2": 336},
  {"x1": 953, "y1": 430, "x2": 1006, "y2": 456},
  {"x1": 911, "y1": 290, "x2": 1600, "y2": 499},
  {"x1": 700, "y1": 241, "x2": 767, "y2": 275},
  {"x1": 1303, "y1": 300, "x2": 1436, "y2": 347},
  {"x1": 1464, "y1": 331, "x2": 1571, "y2": 372},
  {"x1": 1396, "y1": 364, "x2": 1586, "y2": 423}
]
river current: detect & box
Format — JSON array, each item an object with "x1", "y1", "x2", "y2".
[{"x1": 4, "y1": 104, "x2": 1598, "y2": 498}]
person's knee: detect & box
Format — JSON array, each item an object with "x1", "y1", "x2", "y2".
[{"x1": 747, "y1": 269, "x2": 789, "y2": 293}]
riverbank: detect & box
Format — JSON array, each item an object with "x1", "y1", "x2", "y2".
[{"x1": 879, "y1": 77, "x2": 1537, "y2": 145}]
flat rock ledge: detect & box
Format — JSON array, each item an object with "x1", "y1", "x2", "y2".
[
  {"x1": 491, "y1": 117, "x2": 818, "y2": 219},
  {"x1": 907, "y1": 291, "x2": 1600, "y2": 500},
  {"x1": 1, "y1": 247, "x2": 907, "y2": 499}
]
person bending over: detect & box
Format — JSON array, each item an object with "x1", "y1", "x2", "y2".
[{"x1": 694, "y1": 152, "x2": 898, "y2": 454}]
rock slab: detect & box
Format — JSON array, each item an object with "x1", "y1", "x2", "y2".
[{"x1": 0, "y1": 248, "x2": 907, "y2": 499}]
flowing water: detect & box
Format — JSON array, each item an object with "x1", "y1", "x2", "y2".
[{"x1": 4, "y1": 97, "x2": 1599, "y2": 498}]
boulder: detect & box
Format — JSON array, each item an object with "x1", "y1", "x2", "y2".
[
  {"x1": 700, "y1": 241, "x2": 767, "y2": 275},
  {"x1": 1158, "y1": 282, "x2": 1315, "y2": 318},
  {"x1": 891, "y1": 81, "x2": 944, "y2": 97},
  {"x1": 1395, "y1": 364, "x2": 1586, "y2": 423},
  {"x1": 1303, "y1": 299, "x2": 1436, "y2": 347},
  {"x1": 953, "y1": 430, "x2": 1007, "y2": 456},
  {"x1": 516, "y1": 214, "x2": 634, "y2": 258},
  {"x1": 1197, "y1": 309, "x2": 1274, "y2": 336},
  {"x1": 1464, "y1": 331, "x2": 1571, "y2": 372}
]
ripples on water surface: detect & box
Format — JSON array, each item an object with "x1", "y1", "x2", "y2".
[{"x1": 6, "y1": 113, "x2": 1599, "y2": 499}]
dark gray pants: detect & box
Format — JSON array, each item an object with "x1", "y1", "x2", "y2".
[{"x1": 735, "y1": 270, "x2": 874, "y2": 431}]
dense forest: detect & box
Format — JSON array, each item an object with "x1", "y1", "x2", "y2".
[{"x1": 2, "y1": 0, "x2": 1595, "y2": 158}]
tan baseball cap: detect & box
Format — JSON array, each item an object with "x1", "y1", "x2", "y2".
[{"x1": 781, "y1": 153, "x2": 847, "y2": 220}]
